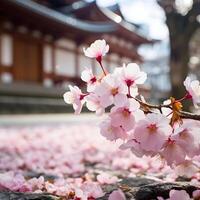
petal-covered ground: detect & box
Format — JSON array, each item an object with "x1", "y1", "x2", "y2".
[{"x1": 0, "y1": 120, "x2": 199, "y2": 199}]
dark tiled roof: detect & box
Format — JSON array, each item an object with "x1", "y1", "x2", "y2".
[
  {"x1": 6, "y1": 0, "x2": 117, "y2": 33},
  {"x1": 54, "y1": 0, "x2": 151, "y2": 42}
]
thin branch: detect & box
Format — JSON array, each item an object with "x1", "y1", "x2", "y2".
[
  {"x1": 134, "y1": 98, "x2": 171, "y2": 110},
  {"x1": 179, "y1": 111, "x2": 200, "y2": 120}
]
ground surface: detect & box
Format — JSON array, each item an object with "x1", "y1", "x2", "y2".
[{"x1": 0, "y1": 114, "x2": 199, "y2": 199}]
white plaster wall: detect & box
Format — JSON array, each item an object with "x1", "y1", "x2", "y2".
[
  {"x1": 0, "y1": 34, "x2": 13, "y2": 66},
  {"x1": 55, "y1": 49, "x2": 76, "y2": 76},
  {"x1": 43, "y1": 44, "x2": 53, "y2": 73}
]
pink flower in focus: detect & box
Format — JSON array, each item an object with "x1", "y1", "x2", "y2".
[
  {"x1": 83, "y1": 39, "x2": 109, "y2": 63},
  {"x1": 120, "y1": 139, "x2": 154, "y2": 158},
  {"x1": 81, "y1": 68, "x2": 98, "y2": 92},
  {"x1": 108, "y1": 189, "x2": 126, "y2": 200},
  {"x1": 63, "y1": 85, "x2": 86, "y2": 114},
  {"x1": 161, "y1": 138, "x2": 186, "y2": 166},
  {"x1": 95, "y1": 74, "x2": 128, "y2": 107},
  {"x1": 110, "y1": 99, "x2": 144, "y2": 132},
  {"x1": 172, "y1": 121, "x2": 200, "y2": 157},
  {"x1": 184, "y1": 77, "x2": 200, "y2": 108},
  {"x1": 168, "y1": 190, "x2": 191, "y2": 200},
  {"x1": 114, "y1": 63, "x2": 146, "y2": 96},
  {"x1": 134, "y1": 113, "x2": 172, "y2": 152},
  {"x1": 97, "y1": 172, "x2": 119, "y2": 184},
  {"x1": 100, "y1": 117, "x2": 128, "y2": 141},
  {"x1": 85, "y1": 93, "x2": 105, "y2": 115}
]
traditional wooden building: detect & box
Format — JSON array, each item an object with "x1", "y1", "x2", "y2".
[{"x1": 0, "y1": 0, "x2": 152, "y2": 113}]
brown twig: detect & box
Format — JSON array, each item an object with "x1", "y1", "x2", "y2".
[
  {"x1": 179, "y1": 111, "x2": 200, "y2": 120},
  {"x1": 134, "y1": 98, "x2": 171, "y2": 110}
]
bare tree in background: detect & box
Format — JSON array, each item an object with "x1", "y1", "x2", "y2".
[{"x1": 158, "y1": 0, "x2": 200, "y2": 104}]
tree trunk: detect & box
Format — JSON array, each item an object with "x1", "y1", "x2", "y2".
[
  {"x1": 169, "y1": 38, "x2": 189, "y2": 98},
  {"x1": 169, "y1": 36, "x2": 191, "y2": 110},
  {"x1": 158, "y1": 0, "x2": 200, "y2": 110}
]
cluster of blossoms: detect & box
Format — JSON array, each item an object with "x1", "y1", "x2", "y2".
[{"x1": 64, "y1": 39, "x2": 200, "y2": 176}]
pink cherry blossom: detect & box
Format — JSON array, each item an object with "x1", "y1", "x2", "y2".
[
  {"x1": 95, "y1": 74, "x2": 128, "y2": 107},
  {"x1": 134, "y1": 113, "x2": 172, "y2": 152},
  {"x1": 108, "y1": 189, "x2": 126, "y2": 200},
  {"x1": 109, "y1": 99, "x2": 144, "y2": 132},
  {"x1": 83, "y1": 39, "x2": 109, "y2": 62},
  {"x1": 168, "y1": 190, "x2": 191, "y2": 200},
  {"x1": 81, "y1": 68, "x2": 98, "y2": 92},
  {"x1": 120, "y1": 139, "x2": 144, "y2": 157},
  {"x1": 97, "y1": 172, "x2": 119, "y2": 184},
  {"x1": 161, "y1": 138, "x2": 186, "y2": 166},
  {"x1": 114, "y1": 63, "x2": 146, "y2": 96},
  {"x1": 184, "y1": 77, "x2": 200, "y2": 108},
  {"x1": 172, "y1": 121, "x2": 200, "y2": 157},
  {"x1": 85, "y1": 93, "x2": 105, "y2": 115},
  {"x1": 63, "y1": 85, "x2": 86, "y2": 114},
  {"x1": 100, "y1": 117, "x2": 128, "y2": 141},
  {"x1": 120, "y1": 138, "x2": 155, "y2": 158}
]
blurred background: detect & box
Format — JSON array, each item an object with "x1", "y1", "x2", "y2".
[{"x1": 0, "y1": 0, "x2": 199, "y2": 114}]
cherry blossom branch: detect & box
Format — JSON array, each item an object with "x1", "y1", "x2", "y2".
[
  {"x1": 135, "y1": 98, "x2": 200, "y2": 121},
  {"x1": 135, "y1": 98, "x2": 171, "y2": 109},
  {"x1": 64, "y1": 39, "x2": 200, "y2": 177},
  {"x1": 179, "y1": 111, "x2": 200, "y2": 120}
]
